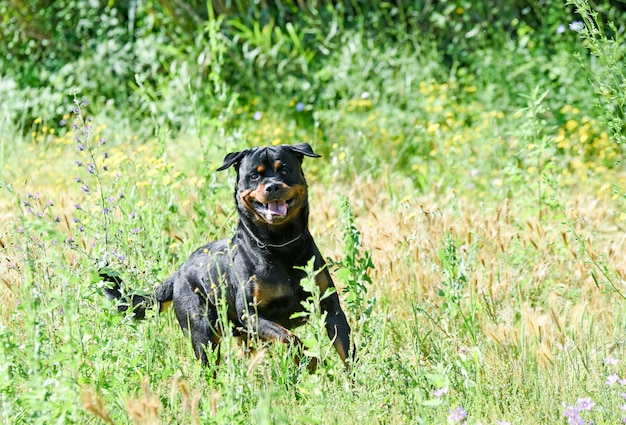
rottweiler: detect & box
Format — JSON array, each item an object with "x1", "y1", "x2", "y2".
[{"x1": 103, "y1": 143, "x2": 352, "y2": 368}]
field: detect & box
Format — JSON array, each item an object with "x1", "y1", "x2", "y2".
[{"x1": 1, "y1": 1, "x2": 626, "y2": 424}]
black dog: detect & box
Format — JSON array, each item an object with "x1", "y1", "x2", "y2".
[{"x1": 103, "y1": 143, "x2": 351, "y2": 367}]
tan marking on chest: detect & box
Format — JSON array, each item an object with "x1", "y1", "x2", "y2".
[
  {"x1": 315, "y1": 270, "x2": 332, "y2": 293},
  {"x1": 252, "y1": 277, "x2": 292, "y2": 307},
  {"x1": 160, "y1": 300, "x2": 173, "y2": 312}
]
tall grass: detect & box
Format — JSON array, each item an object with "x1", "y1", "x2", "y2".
[{"x1": 1, "y1": 0, "x2": 626, "y2": 423}]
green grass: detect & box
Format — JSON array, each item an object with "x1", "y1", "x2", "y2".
[{"x1": 1, "y1": 1, "x2": 626, "y2": 424}]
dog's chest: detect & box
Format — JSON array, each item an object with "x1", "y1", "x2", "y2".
[{"x1": 249, "y1": 267, "x2": 308, "y2": 321}]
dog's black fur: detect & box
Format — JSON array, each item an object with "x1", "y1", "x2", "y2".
[{"x1": 103, "y1": 143, "x2": 352, "y2": 367}]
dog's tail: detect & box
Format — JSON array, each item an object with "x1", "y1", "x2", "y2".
[{"x1": 100, "y1": 272, "x2": 173, "y2": 320}]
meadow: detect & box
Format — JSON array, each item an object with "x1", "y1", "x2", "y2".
[{"x1": 1, "y1": 0, "x2": 626, "y2": 423}]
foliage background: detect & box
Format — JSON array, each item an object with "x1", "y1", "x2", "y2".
[{"x1": 1, "y1": 0, "x2": 626, "y2": 424}]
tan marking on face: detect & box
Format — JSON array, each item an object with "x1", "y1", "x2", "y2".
[
  {"x1": 274, "y1": 160, "x2": 282, "y2": 170},
  {"x1": 256, "y1": 164, "x2": 265, "y2": 173},
  {"x1": 240, "y1": 183, "x2": 307, "y2": 225}
]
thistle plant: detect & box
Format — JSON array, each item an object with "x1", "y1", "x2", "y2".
[{"x1": 329, "y1": 196, "x2": 375, "y2": 331}]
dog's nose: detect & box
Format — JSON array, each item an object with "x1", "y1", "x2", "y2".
[{"x1": 265, "y1": 182, "x2": 282, "y2": 194}]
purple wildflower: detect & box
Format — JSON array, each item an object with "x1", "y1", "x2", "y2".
[
  {"x1": 448, "y1": 405, "x2": 467, "y2": 423},
  {"x1": 131, "y1": 228, "x2": 139, "y2": 234},
  {"x1": 607, "y1": 373, "x2": 620, "y2": 387},
  {"x1": 576, "y1": 397, "x2": 595, "y2": 411},
  {"x1": 295, "y1": 102, "x2": 305, "y2": 112},
  {"x1": 433, "y1": 387, "x2": 448, "y2": 397},
  {"x1": 563, "y1": 405, "x2": 585, "y2": 425},
  {"x1": 253, "y1": 111, "x2": 263, "y2": 120}
]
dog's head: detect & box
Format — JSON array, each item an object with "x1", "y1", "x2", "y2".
[{"x1": 217, "y1": 143, "x2": 321, "y2": 226}]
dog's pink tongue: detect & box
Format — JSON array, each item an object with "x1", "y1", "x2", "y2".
[{"x1": 268, "y1": 201, "x2": 288, "y2": 216}]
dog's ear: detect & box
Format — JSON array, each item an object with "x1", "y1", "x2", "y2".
[
  {"x1": 288, "y1": 143, "x2": 321, "y2": 160},
  {"x1": 217, "y1": 150, "x2": 247, "y2": 171}
]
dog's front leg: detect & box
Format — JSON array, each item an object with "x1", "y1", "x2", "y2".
[{"x1": 321, "y1": 295, "x2": 352, "y2": 366}]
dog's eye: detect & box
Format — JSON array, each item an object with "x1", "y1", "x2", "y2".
[
  {"x1": 280, "y1": 168, "x2": 289, "y2": 176},
  {"x1": 249, "y1": 173, "x2": 260, "y2": 181}
]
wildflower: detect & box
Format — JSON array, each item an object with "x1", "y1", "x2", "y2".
[
  {"x1": 81, "y1": 185, "x2": 90, "y2": 194},
  {"x1": 449, "y1": 405, "x2": 467, "y2": 423},
  {"x1": 99, "y1": 139, "x2": 106, "y2": 146},
  {"x1": 576, "y1": 397, "x2": 595, "y2": 411},
  {"x1": 433, "y1": 387, "x2": 448, "y2": 397},
  {"x1": 607, "y1": 373, "x2": 620, "y2": 387},
  {"x1": 570, "y1": 21, "x2": 584, "y2": 32},
  {"x1": 103, "y1": 208, "x2": 110, "y2": 214},
  {"x1": 295, "y1": 102, "x2": 305, "y2": 112},
  {"x1": 563, "y1": 405, "x2": 585, "y2": 425},
  {"x1": 103, "y1": 152, "x2": 109, "y2": 158},
  {"x1": 253, "y1": 111, "x2": 263, "y2": 120},
  {"x1": 604, "y1": 356, "x2": 618, "y2": 366},
  {"x1": 75, "y1": 161, "x2": 83, "y2": 167},
  {"x1": 131, "y1": 228, "x2": 139, "y2": 234},
  {"x1": 87, "y1": 164, "x2": 96, "y2": 174},
  {"x1": 78, "y1": 225, "x2": 85, "y2": 232},
  {"x1": 557, "y1": 24, "x2": 566, "y2": 34}
]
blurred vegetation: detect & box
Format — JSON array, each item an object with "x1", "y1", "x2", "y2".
[{"x1": 1, "y1": 1, "x2": 624, "y2": 129}]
